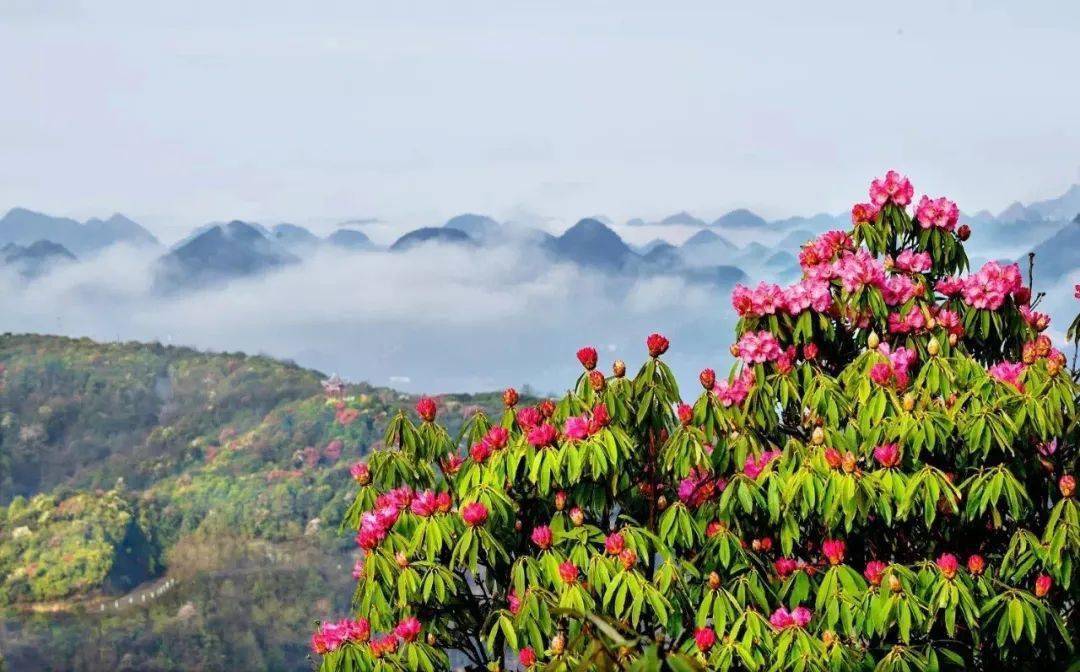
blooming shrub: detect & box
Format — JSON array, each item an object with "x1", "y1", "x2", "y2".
[{"x1": 313, "y1": 172, "x2": 1079, "y2": 671}]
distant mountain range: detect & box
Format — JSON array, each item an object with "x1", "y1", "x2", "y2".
[
  {"x1": 3, "y1": 181, "x2": 1078, "y2": 293},
  {"x1": 0, "y1": 208, "x2": 157, "y2": 255}
]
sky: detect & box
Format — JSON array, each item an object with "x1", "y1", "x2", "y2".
[{"x1": 2, "y1": 1, "x2": 1079, "y2": 244}]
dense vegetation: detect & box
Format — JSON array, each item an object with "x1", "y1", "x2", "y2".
[
  {"x1": 0, "y1": 333, "x2": 506, "y2": 670},
  {"x1": 315, "y1": 172, "x2": 1079, "y2": 671}
]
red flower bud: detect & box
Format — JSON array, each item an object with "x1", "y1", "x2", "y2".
[
  {"x1": 1060, "y1": 474, "x2": 1076, "y2": 498},
  {"x1": 957, "y1": 223, "x2": 971, "y2": 241},
  {"x1": 588, "y1": 370, "x2": 606, "y2": 392},
  {"x1": 460, "y1": 502, "x2": 489, "y2": 527},
  {"x1": 1014, "y1": 286, "x2": 1031, "y2": 306},
  {"x1": 677, "y1": 403, "x2": 693, "y2": 426},
  {"x1": 558, "y1": 561, "x2": 579, "y2": 584},
  {"x1": 502, "y1": 387, "x2": 519, "y2": 408},
  {"x1": 604, "y1": 532, "x2": 625, "y2": 555},
  {"x1": 936, "y1": 553, "x2": 958, "y2": 579},
  {"x1": 694, "y1": 627, "x2": 717, "y2": 652},
  {"x1": 415, "y1": 396, "x2": 437, "y2": 422},
  {"x1": 646, "y1": 332, "x2": 670, "y2": 358},
  {"x1": 539, "y1": 399, "x2": 556, "y2": 418},
  {"x1": 576, "y1": 346, "x2": 598, "y2": 371},
  {"x1": 1035, "y1": 573, "x2": 1052, "y2": 597},
  {"x1": 967, "y1": 554, "x2": 985, "y2": 575},
  {"x1": 531, "y1": 525, "x2": 553, "y2": 549},
  {"x1": 803, "y1": 342, "x2": 819, "y2": 361},
  {"x1": 699, "y1": 368, "x2": 716, "y2": 389},
  {"x1": 519, "y1": 647, "x2": 537, "y2": 668}
]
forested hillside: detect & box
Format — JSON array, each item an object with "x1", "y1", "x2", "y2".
[{"x1": 0, "y1": 333, "x2": 505, "y2": 670}]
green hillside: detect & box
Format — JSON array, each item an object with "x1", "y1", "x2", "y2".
[{"x1": 0, "y1": 333, "x2": 506, "y2": 670}]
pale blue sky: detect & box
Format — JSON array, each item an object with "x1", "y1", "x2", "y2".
[{"x1": 2, "y1": 1, "x2": 1078, "y2": 241}]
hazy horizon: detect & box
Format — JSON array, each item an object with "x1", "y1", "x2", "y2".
[{"x1": 3, "y1": 1, "x2": 1079, "y2": 243}]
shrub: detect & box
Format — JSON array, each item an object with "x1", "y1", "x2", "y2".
[{"x1": 312, "y1": 171, "x2": 1078, "y2": 671}]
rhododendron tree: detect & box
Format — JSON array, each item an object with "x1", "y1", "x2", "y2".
[{"x1": 312, "y1": 171, "x2": 1079, "y2": 671}]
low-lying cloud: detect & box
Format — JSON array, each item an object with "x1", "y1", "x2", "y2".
[{"x1": 0, "y1": 243, "x2": 738, "y2": 393}]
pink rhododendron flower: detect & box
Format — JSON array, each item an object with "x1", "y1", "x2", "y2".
[
  {"x1": 350, "y1": 462, "x2": 370, "y2": 485},
  {"x1": 558, "y1": 561, "x2": 579, "y2": 584},
  {"x1": 507, "y1": 590, "x2": 521, "y2": 615},
  {"x1": 836, "y1": 249, "x2": 886, "y2": 293},
  {"x1": 470, "y1": 440, "x2": 492, "y2": 463},
  {"x1": 851, "y1": 202, "x2": 880, "y2": 225},
  {"x1": 935, "y1": 308, "x2": 963, "y2": 336},
  {"x1": 988, "y1": 361, "x2": 1025, "y2": 392},
  {"x1": 869, "y1": 170, "x2": 914, "y2": 207},
  {"x1": 369, "y1": 634, "x2": 399, "y2": 657},
  {"x1": 563, "y1": 415, "x2": 590, "y2": 440},
  {"x1": 460, "y1": 502, "x2": 489, "y2": 527},
  {"x1": 822, "y1": 538, "x2": 846, "y2": 565},
  {"x1": 605, "y1": 532, "x2": 626, "y2": 555},
  {"x1": 531, "y1": 525, "x2": 553, "y2": 549},
  {"x1": 864, "y1": 561, "x2": 887, "y2": 586},
  {"x1": 774, "y1": 557, "x2": 798, "y2": 578},
  {"x1": 743, "y1": 450, "x2": 781, "y2": 480},
  {"x1": 516, "y1": 406, "x2": 541, "y2": 430},
  {"x1": 962, "y1": 261, "x2": 1023, "y2": 310},
  {"x1": 1019, "y1": 306, "x2": 1051, "y2": 331},
  {"x1": 936, "y1": 276, "x2": 965, "y2": 296},
  {"x1": 734, "y1": 331, "x2": 784, "y2": 364},
  {"x1": 881, "y1": 274, "x2": 921, "y2": 306},
  {"x1": 484, "y1": 426, "x2": 509, "y2": 450},
  {"x1": 915, "y1": 195, "x2": 959, "y2": 231},
  {"x1": 937, "y1": 553, "x2": 959, "y2": 579},
  {"x1": 676, "y1": 403, "x2": 694, "y2": 426},
  {"x1": 1037, "y1": 438, "x2": 1058, "y2": 457},
  {"x1": 678, "y1": 467, "x2": 726, "y2": 507},
  {"x1": 873, "y1": 443, "x2": 900, "y2": 468},
  {"x1": 694, "y1": 627, "x2": 717, "y2": 652},
  {"x1": 713, "y1": 367, "x2": 755, "y2": 407},
  {"x1": 791, "y1": 606, "x2": 812, "y2": 628},
  {"x1": 731, "y1": 282, "x2": 785, "y2": 318},
  {"x1": 395, "y1": 616, "x2": 422, "y2": 642},
  {"x1": 527, "y1": 423, "x2": 559, "y2": 447},
  {"x1": 769, "y1": 607, "x2": 794, "y2": 629},
  {"x1": 894, "y1": 249, "x2": 932, "y2": 273},
  {"x1": 410, "y1": 490, "x2": 439, "y2": 517}
]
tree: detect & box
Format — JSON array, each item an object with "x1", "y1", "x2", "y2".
[{"x1": 311, "y1": 171, "x2": 1078, "y2": 671}]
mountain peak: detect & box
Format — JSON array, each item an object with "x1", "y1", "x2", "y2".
[
  {"x1": 712, "y1": 208, "x2": 767, "y2": 229},
  {"x1": 390, "y1": 227, "x2": 475, "y2": 252}
]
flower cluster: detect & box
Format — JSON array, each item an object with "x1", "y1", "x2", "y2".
[
  {"x1": 356, "y1": 486, "x2": 414, "y2": 550},
  {"x1": 988, "y1": 361, "x2": 1026, "y2": 393},
  {"x1": 677, "y1": 467, "x2": 727, "y2": 508},
  {"x1": 713, "y1": 367, "x2": 756, "y2": 407},
  {"x1": 743, "y1": 450, "x2": 781, "y2": 480},
  {"x1": 869, "y1": 170, "x2": 915, "y2": 207},
  {"x1": 915, "y1": 195, "x2": 960, "y2": 231},
  {"x1": 311, "y1": 618, "x2": 370, "y2": 654},
  {"x1": 961, "y1": 261, "x2": 1023, "y2": 311},
  {"x1": 733, "y1": 330, "x2": 783, "y2": 364},
  {"x1": 869, "y1": 344, "x2": 917, "y2": 389},
  {"x1": 770, "y1": 606, "x2": 812, "y2": 629}
]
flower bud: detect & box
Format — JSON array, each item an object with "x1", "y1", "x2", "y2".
[
  {"x1": 729, "y1": 343, "x2": 740, "y2": 357},
  {"x1": 699, "y1": 368, "x2": 716, "y2": 390},
  {"x1": 927, "y1": 337, "x2": 940, "y2": 356},
  {"x1": 612, "y1": 360, "x2": 626, "y2": 378},
  {"x1": 902, "y1": 393, "x2": 915, "y2": 412},
  {"x1": 1047, "y1": 357, "x2": 1062, "y2": 377},
  {"x1": 539, "y1": 400, "x2": 555, "y2": 418},
  {"x1": 646, "y1": 333, "x2": 670, "y2": 358},
  {"x1": 822, "y1": 630, "x2": 837, "y2": 647},
  {"x1": 569, "y1": 507, "x2": 585, "y2": 526},
  {"x1": 554, "y1": 491, "x2": 567, "y2": 511},
  {"x1": 426, "y1": 633, "x2": 437, "y2": 646},
  {"x1": 1035, "y1": 573, "x2": 1052, "y2": 597},
  {"x1": 1014, "y1": 286, "x2": 1031, "y2": 306},
  {"x1": 576, "y1": 346, "x2": 598, "y2": 371},
  {"x1": 550, "y1": 633, "x2": 565, "y2": 655},
  {"x1": 1060, "y1": 474, "x2": 1076, "y2": 498},
  {"x1": 503, "y1": 388, "x2": 519, "y2": 408},
  {"x1": 888, "y1": 574, "x2": 902, "y2": 593},
  {"x1": 619, "y1": 548, "x2": 637, "y2": 569},
  {"x1": 967, "y1": 554, "x2": 986, "y2": 575},
  {"x1": 948, "y1": 332, "x2": 958, "y2": 346},
  {"x1": 657, "y1": 495, "x2": 668, "y2": 510},
  {"x1": 957, "y1": 224, "x2": 971, "y2": 241},
  {"x1": 842, "y1": 451, "x2": 857, "y2": 474},
  {"x1": 395, "y1": 551, "x2": 410, "y2": 568},
  {"x1": 811, "y1": 426, "x2": 825, "y2": 445},
  {"x1": 588, "y1": 370, "x2": 606, "y2": 392},
  {"x1": 708, "y1": 571, "x2": 721, "y2": 590},
  {"x1": 867, "y1": 331, "x2": 880, "y2": 350}
]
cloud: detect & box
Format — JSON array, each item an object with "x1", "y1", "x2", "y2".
[{"x1": 0, "y1": 243, "x2": 738, "y2": 394}]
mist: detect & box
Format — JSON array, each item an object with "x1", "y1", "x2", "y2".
[{"x1": 0, "y1": 243, "x2": 739, "y2": 394}]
